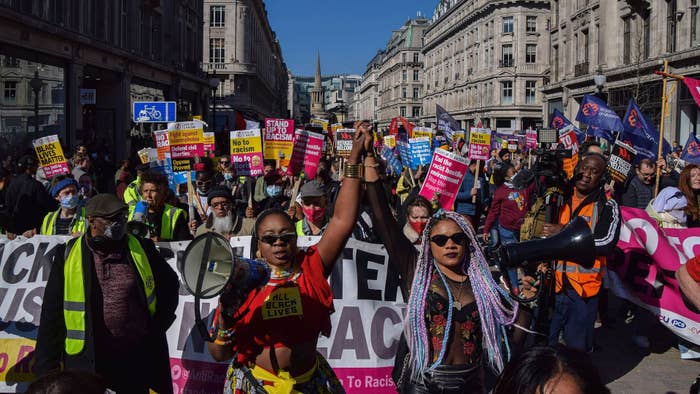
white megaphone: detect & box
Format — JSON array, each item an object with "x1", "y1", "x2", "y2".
[
  {"x1": 180, "y1": 232, "x2": 270, "y2": 341},
  {"x1": 127, "y1": 200, "x2": 150, "y2": 238}
]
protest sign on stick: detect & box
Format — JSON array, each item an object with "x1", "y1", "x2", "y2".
[
  {"x1": 264, "y1": 118, "x2": 295, "y2": 167},
  {"x1": 419, "y1": 149, "x2": 469, "y2": 210},
  {"x1": 32, "y1": 135, "x2": 69, "y2": 178},
  {"x1": 468, "y1": 128, "x2": 491, "y2": 203},
  {"x1": 383, "y1": 135, "x2": 396, "y2": 148},
  {"x1": 558, "y1": 125, "x2": 580, "y2": 179},
  {"x1": 230, "y1": 129, "x2": 264, "y2": 177},
  {"x1": 203, "y1": 132, "x2": 216, "y2": 153},
  {"x1": 608, "y1": 141, "x2": 638, "y2": 186},
  {"x1": 287, "y1": 129, "x2": 324, "y2": 179},
  {"x1": 153, "y1": 130, "x2": 171, "y2": 160},
  {"x1": 168, "y1": 120, "x2": 205, "y2": 172},
  {"x1": 335, "y1": 129, "x2": 355, "y2": 158},
  {"x1": 409, "y1": 137, "x2": 432, "y2": 170}
]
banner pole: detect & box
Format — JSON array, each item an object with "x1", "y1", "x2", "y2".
[
  {"x1": 472, "y1": 160, "x2": 481, "y2": 203},
  {"x1": 655, "y1": 59, "x2": 669, "y2": 197}
]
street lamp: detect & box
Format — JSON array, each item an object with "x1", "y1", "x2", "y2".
[
  {"x1": 593, "y1": 69, "x2": 607, "y2": 102},
  {"x1": 208, "y1": 76, "x2": 220, "y2": 132},
  {"x1": 30, "y1": 70, "x2": 42, "y2": 133}
]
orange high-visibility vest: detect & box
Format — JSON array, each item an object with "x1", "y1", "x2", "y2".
[{"x1": 554, "y1": 194, "x2": 606, "y2": 298}]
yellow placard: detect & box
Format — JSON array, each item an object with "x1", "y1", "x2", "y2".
[
  {"x1": 452, "y1": 130, "x2": 465, "y2": 143},
  {"x1": 469, "y1": 130, "x2": 491, "y2": 146},
  {"x1": 262, "y1": 287, "x2": 303, "y2": 320},
  {"x1": 33, "y1": 137, "x2": 66, "y2": 167},
  {"x1": 0, "y1": 338, "x2": 36, "y2": 384},
  {"x1": 169, "y1": 128, "x2": 204, "y2": 146},
  {"x1": 230, "y1": 129, "x2": 263, "y2": 155},
  {"x1": 412, "y1": 127, "x2": 434, "y2": 143},
  {"x1": 383, "y1": 135, "x2": 396, "y2": 148}
]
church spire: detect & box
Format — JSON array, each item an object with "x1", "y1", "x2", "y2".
[
  {"x1": 310, "y1": 51, "x2": 326, "y2": 118},
  {"x1": 314, "y1": 51, "x2": 322, "y2": 88}
]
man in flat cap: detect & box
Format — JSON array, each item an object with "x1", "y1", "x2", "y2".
[
  {"x1": 194, "y1": 185, "x2": 254, "y2": 238},
  {"x1": 34, "y1": 194, "x2": 179, "y2": 394},
  {"x1": 295, "y1": 180, "x2": 329, "y2": 236}
]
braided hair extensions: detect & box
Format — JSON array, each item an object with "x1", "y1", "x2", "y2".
[{"x1": 405, "y1": 211, "x2": 519, "y2": 381}]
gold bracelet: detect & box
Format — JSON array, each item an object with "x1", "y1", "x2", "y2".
[{"x1": 344, "y1": 163, "x2": 363, "y2": 178}]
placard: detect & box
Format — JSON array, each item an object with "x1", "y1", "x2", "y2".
[
  {"x1": 411, "y1": 127, "x2": 434, "y2": 143},
  {"x1": 383, "y1": 135, "x2": 396, "y2": 148},
  {"x1": 381, "y1": 146, "x2": 403, "y2": 175},
  {"x1": 608, "y1": 141, "x2": 638, "y2": 184},
  {"x1": 168, "y1": 120, "x2": 205, "y2": 160},
  {"x1": 335, "y1": 129, "x2": 355, "y2": 158},
  {"x1": 32, "y1": 135, "x2": 69, "y2": 178},
  {"x1": 287, "y1": 129, "x2": 324, "y2": 179},
  {"x1": 409, "y1": 137, "x2": 432, "y2": 169},
  {"x1": 203, "y1": 132, "x2": 216, "y2": 153},
  {"x1": 153, "y1": 130, "x2": 171, "y2": 161},
  {"x1": 468, "y1": 128, "x2": 491, "y2": 161},
  {"x1": 310, "y1": 118, "x2": 329, "y2": 132},
  {"x1": 419, "y1": 148, "x2": 469, "y2": 210},
  {"x1": 525, "y1": 128, "x2": 538, "y2": 149},
  {"x1": 230, "y1": 129, "x2": 264, "y2": 177},
  {"x1": 264, "y1": 118, "x2": 295, "y2": 167},
  {"x1": 559, "y1": 125, "x2": 580, "y2": 178}
]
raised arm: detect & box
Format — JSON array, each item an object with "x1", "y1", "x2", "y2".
[{"x1": 316, "y1": 121, "x2": 370, "y2": 276}]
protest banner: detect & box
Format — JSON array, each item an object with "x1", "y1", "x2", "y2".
[
  {"x1": 381, "y1": 146, "x2": 403, "y2": 175},
  {"x1": 287, "y1": 129, "x2": 324, "y2": 179},
  {"x1": 558, "y1": 125, "x2": 580, "y2": 178},
  {"x1": 419, "y1": 149, "x2": 468, "y2": 210},
  {"x1": 263, "y1": 118, "x2": 295, "y2": 167},
  {"x1": 203, "y1": 132, "x2": 216, "y2": 153},
  {"x1": 335, "y1": 129, "x2": 355, "y2": 158},
  {"x1": 153, "y1": 130, "x2": 171, "y2": 160},
  {"x1": 168, "y1": 121, "x2": 205, "y2": 172},
  {"x1": 468, "y1": 128, "x2": 491, "y2": 161},
  {"x1": 32, "y1": 135, "x2": 69, "y2": 178},
  {"x1": 525, "y1": 128, "x2": 538, "y2": 150},
  {"x1": 0, "y1": 235, "x2": 405, "y2": 394},
  {"x1": 409, "y1": 137, "x2": 432, "y2": 169},
  {"x1": 608, "y1": 141, "x2": 638, "y2": 185},
  {"x1": 230, "y1": 129, "x2": 264, "y2": 177},
  {"x1": 310, "y1": 118, "x2": 329, "y2": 132},
  {"x1": 383, "y1": 135, "x2": 396, "y2": 148},
  {"x1": 411, "y1": 127, "x2": 434, "y2": 144},
  {"x1": 507, "y1": 139, "x2": 519, "y2": 153}
]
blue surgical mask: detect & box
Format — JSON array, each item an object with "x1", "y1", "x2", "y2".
[
  {"x1": 60, "y1": 194, "x2": 79, "y2": 209},
  {"x1": 266, "y1": 185, "x2": 283, "y2": 197}
]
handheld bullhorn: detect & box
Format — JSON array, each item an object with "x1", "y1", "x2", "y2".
[
  {"x1": 126, "y1": 200, "x2": 150, "y2": 238},
  {"x1": 499, "y1": 216, "x2": 596, "y2": 269},
  {"x1": 180, "y1": 232, "x2": 270, "y2": 341}
]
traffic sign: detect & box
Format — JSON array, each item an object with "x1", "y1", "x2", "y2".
[{"x1": 133, "y1": 101, "x2": 176, "y2": 123}]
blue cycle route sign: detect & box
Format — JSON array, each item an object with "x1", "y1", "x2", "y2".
[{"x1": 133, "y1": 101, "x2": 177, "y2": 123}]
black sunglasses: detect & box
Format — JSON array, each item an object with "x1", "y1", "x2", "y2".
[
  {"x1": 259, "y1": 232, "x2": 297, "y2": 245},
  {"x1": 430, "y1": 232, "x2": 468, "y2": 247}
]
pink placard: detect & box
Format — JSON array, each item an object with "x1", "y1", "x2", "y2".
[
  {"x1": 287, "y1": 129, "x2": 324, "y2": 179},
  {"x1": 526, "y1": 129, "x2": 537, "y2": 149},
  {"x1": 42, "y1": 162, "x2": 70, "y2": 178},
  {"x1": 419, "y1": 149, "x2": 469, "y2": 210}
]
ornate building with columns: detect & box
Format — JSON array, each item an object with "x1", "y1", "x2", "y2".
[
  {"x1": 203, "y1": 0, "x2": 288, "y2": 129},
  {"x1": 421, "y1": 0, "x2": 550, "y2": 132},
  {"x1": 542, "y1": 0, "x2": 700, "y2": 145}
]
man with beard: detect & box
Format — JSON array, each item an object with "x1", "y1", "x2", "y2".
[
  {"x1": 195, "y1": 186, "x2": 254, "y2": 238},
  {"x1": 34, "y1": 194, "x2": 179, "y2": 393},
  {"x1": 130, "y1": 172, "x2": 191, "y2": 242},
  {"x1": 541, "y1": 152, "x2": 621, "y2": 352}
]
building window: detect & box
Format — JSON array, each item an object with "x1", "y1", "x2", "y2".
[
  {"x1": 402, "y1": 87, "x2": 407, "y2": 98},
  {"x1": 210, "y1": 5, "x2": 225, "y2": 27},
  {"x1": 413, "y1": 52, "x2": 419, "y2": 63},
  {"x1": 413, "y1": 87, "x2": 419, "y2": 98},
  {"x1": 400, "y1": 106, "x2": 406, "y2": 117},
  {"x1": 623, "y1": 17, "x2": 631, "y2": 64},
  {"x1": 553, "y1": 45, "x2": 559, "y2": 81},
  {"x1": 402, "y1": 70, "x2": 407, "y2": 82},
  {"x1": 526, "y1": 16, "x2": 537, "y2": 33},
  {"x1": 643, "y1": 14, "x2": 651, "y2": 58},
  {"x1": 3, "y1": 81, "x2": 17, "y2": 104},
  {"x1": 501, "y1": 44, "x2": 513, "y2": 67},
  {"x1": 554, "y1": 0, "x2": 559, "y2": 25},
  {"x1": 402, "y1": 53, "x2": 407, "y2": 63},
  {"x1": 501, "y1": 81, "x2": 513, "y2": 105},
  {"x1": 503, "y1": 16, "x2": 514, "y2": 33},
  {"x1": 526, "y1": 44, "x2": 536, "y2": 63},
  {"x1": 412, "y1": 106, "x2": 421, "y2": 117},
  {"x1": 667, "y1": 0, "x2": 677, "y2": 52},
  {"x1": 691, "y1": 0, "x2": 698, "y2": 45},
  {"x1": 209, "y1": 38, "x2": 225, "y2": 64},
  {"x1": 525, "y1": 80, "x2": 536, "y2": 104},
  {"x1": 413, "y1": 69, "x2": 419, "y2": 81}
]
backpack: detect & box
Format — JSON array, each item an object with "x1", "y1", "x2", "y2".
[{"x1": 519, "y1": 187, "x2": 560, "y2": 241}]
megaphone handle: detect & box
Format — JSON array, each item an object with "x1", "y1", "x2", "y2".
[{"x1": 194, "y1": 294, "x2": 213, "y2": 342}]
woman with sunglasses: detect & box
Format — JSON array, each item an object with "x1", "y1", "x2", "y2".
[
  {"x1": 365, "y1": 156, "x2": 527, "y2": 394},
  {"x1": 207, "y1": 121, "x2": 372, "y2": 393}
]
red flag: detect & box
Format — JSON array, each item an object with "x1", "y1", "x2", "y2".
[
  {"x1": 684, "y1": 76, "x2": 700, "y2": 108},
  {"x1": 235, "y1": 112, "x2": 246, "y2": 130},
  {"x1": 399, "y1": 117, "x2": 414, "y2": 138},
  {"x1": 389, "y1": 117, "x2": 399, "y2": 136}
]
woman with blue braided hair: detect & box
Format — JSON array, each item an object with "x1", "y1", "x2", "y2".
[{"x1": 365, "y1": 155, "x2": 531, "y2": 393}]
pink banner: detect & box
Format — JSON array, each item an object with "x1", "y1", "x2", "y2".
[
  {"x1": 287, "y1": 129, "x2": 324, "y2": 179},
  {"x1": 526, "y1": 129, "x2": 537, "y2": 149},
  {"x1": 419, "y1": 149, "x2": 469, "y2": 210},
  {"x1": 613, "y1": 207, "x2": 700, "y2": 345}
]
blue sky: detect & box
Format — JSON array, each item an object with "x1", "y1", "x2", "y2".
[{"x1": 266, "y1": 0, "x2": 435, "y2": 77}]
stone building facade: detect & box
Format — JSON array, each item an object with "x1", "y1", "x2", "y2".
[
  {"x1": 203, "y1": 0, "x2": 288, "y2": 129},
  {"x1": 356, "y1": 50, "x2": 384, "y2": 124},
  {"x1": 542, "y1": 0, "x2": 700, "y2": 145},
  {"x1": 421, "y1": 0, "x2": 550, "y2": 132},
  {"x1": 0, "y1": 0, "x2": 209, "y2": 160},
  {"x1": 375, "y1": 17, "x2": 429, "y2": 129}
]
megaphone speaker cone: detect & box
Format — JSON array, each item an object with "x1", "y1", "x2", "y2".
[{"x1": 181, "y1": 232, "x2": 235, "y2": 298}]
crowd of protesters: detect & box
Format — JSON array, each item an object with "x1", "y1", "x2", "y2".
[{"x1": 2, "y1": 125, "x2": 700, "y2": 394}]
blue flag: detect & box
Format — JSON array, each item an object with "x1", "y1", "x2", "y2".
[
  {"x1": 550, "y1": 108, "x2": 585, "y2": 144},
  {"x1": 587, "y1": 125, "x2": 614, "y2": 142},
  {"x1": 621, "y1": 98, "x2": 671, "y2": 160},
  {"x1": 436, "y1": 104, "x2": 459, "y2": 142},
  {"x1": 681, "y1": 133, "x2": 700, "y2": 165},
  {"x1": 575, "y1": 94, "x2": 624, "y2": 132}
]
